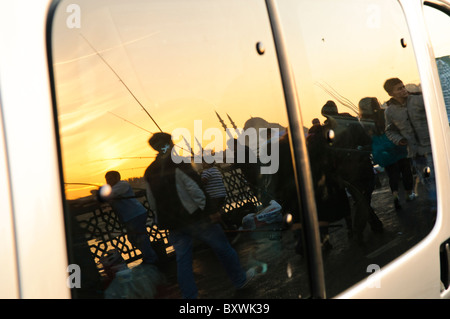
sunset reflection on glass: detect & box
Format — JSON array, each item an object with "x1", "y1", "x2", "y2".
[{"x1": 52, "y1": 0, "x2": 445, "y2": 299}]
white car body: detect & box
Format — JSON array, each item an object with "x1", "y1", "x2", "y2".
[{"x1": 0, "y1": 0, "x2": 449, "y2": 299}]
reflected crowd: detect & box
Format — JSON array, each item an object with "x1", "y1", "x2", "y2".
[{"x1": 76, "y1": 78, "x2": 437, "y2": 299}]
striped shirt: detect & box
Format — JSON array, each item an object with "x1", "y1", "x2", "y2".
[{"x1": 201, "y1": 167, "x2": 227, "y2": 198}]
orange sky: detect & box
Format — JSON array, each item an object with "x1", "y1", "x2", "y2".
[{"x1": 52, "y1": 0, "x2": 449, "y2": 199}]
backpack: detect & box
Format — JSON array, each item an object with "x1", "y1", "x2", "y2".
[{"x1": 145, "y1": 156, "x2": 209, "y2": 230}]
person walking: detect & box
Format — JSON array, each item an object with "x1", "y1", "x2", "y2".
[
  {"x1": 383, "y1": 78, "x2": 436, "y2": 210},
  {"x1": 144, "y1": 132, "x2": 255, "y2": 299}
]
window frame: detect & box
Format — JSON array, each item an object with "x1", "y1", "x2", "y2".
[
  {"x1": 265, "y1": 0, "x2": 326, "y2": 299},
  {"x1": 40, "y1": 0, "x2": 450, "y2": 299},
  {"x1": 47, "y1": 0, "x2": 325, "y2": 299}
]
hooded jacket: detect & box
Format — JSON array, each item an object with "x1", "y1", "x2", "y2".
[
  {"x1": 383, "y1": 93, "x2": 431, "y2": 157},
  {"x1": 108, "y1": 180, "x2": 147, "y2": 223},
  {"x1": 144, "y1": 154, "x2": 208, "y2": 230}
]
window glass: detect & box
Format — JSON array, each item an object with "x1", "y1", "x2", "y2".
[
  {"x1": 278, "y1": 0, "x2": 437, "y2": 297},
  {"x1": 423, "y1": 4, "x2": 450, "y2": 123},
  {"x1": 52, "y1": 0, "x2": 311, "y2": 299}
]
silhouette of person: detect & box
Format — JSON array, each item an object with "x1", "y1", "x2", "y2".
[
  {"x1": 306, "y1": 119, "x2": 353, "y2": 244},
  {"x1": 201, "y1": 160, "x2": 227, "y2": 216},
  {"x1": 321, "y1": 100, "x2": 383, "y2": 242},
  {"x1": 358, "y1": 97, "x2": 414, "y2": 211},
  {"x1": 228, "y1": 138, "x2": 260, "y2": 190},
  {"x1": 104, "y1": 170, "x2": 159, "y2": 265},
  {"x1": 308, "y1": 118, "x2": 320, "y2": 133},
  {"x1": 144, "y1": 132, "x2": 255, "y2": 299}
]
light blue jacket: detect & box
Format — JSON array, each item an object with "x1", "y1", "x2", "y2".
[
  {"x1": 109, "y1": 180, "x2": 147, "y2": 222},
  {"x1": 384, "y1": 94, "x2": 431, "y2": 157}
]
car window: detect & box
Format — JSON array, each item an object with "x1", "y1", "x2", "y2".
[
  {"x1": 423, "y1": 3, "x2": 450, "y2": 123},
  {"x1": 277, "y1": 0, "x2": 437, "y2": 297},
  {"x1": 51, "y1": 0, "x2": 313, "y2": 299}
]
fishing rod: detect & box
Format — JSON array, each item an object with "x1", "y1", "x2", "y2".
[
  {"x1": 108, "y1": 111, "x2": 153, "y2": 134},
  {"x1": 80, "y1": 33, "x2": 163, "y2": 132},
  {"x1": 65, "y1": 182, "x2": 102, "y2": 187},
  {"x1": 79, "y1": 37, "x2": 226, "y2": 162},
  {"x1": 315, "y1": 81, "x2": 359, "y2": 115},
  {"x1": 107, "y1": 111, "x2": 192, "y2": 155},
  {"x1": 88, "y1": 156, "x2": 156, "y2": 163}
]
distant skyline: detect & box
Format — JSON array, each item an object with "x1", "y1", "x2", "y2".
[
  {"x1": 53, "y1": 0, "x2": 291, "y2": 199},
  {"x1": 52, "y1": 0, "x2": 450, "y2": 199}
]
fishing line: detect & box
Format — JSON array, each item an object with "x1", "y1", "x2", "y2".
[{"x1": 80, "y1": 33, "x2": 163, "y2": 132}]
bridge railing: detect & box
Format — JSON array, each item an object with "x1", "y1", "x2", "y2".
[{"x1": 67, "y1": 165, "x2": 262, "y2": 271}]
